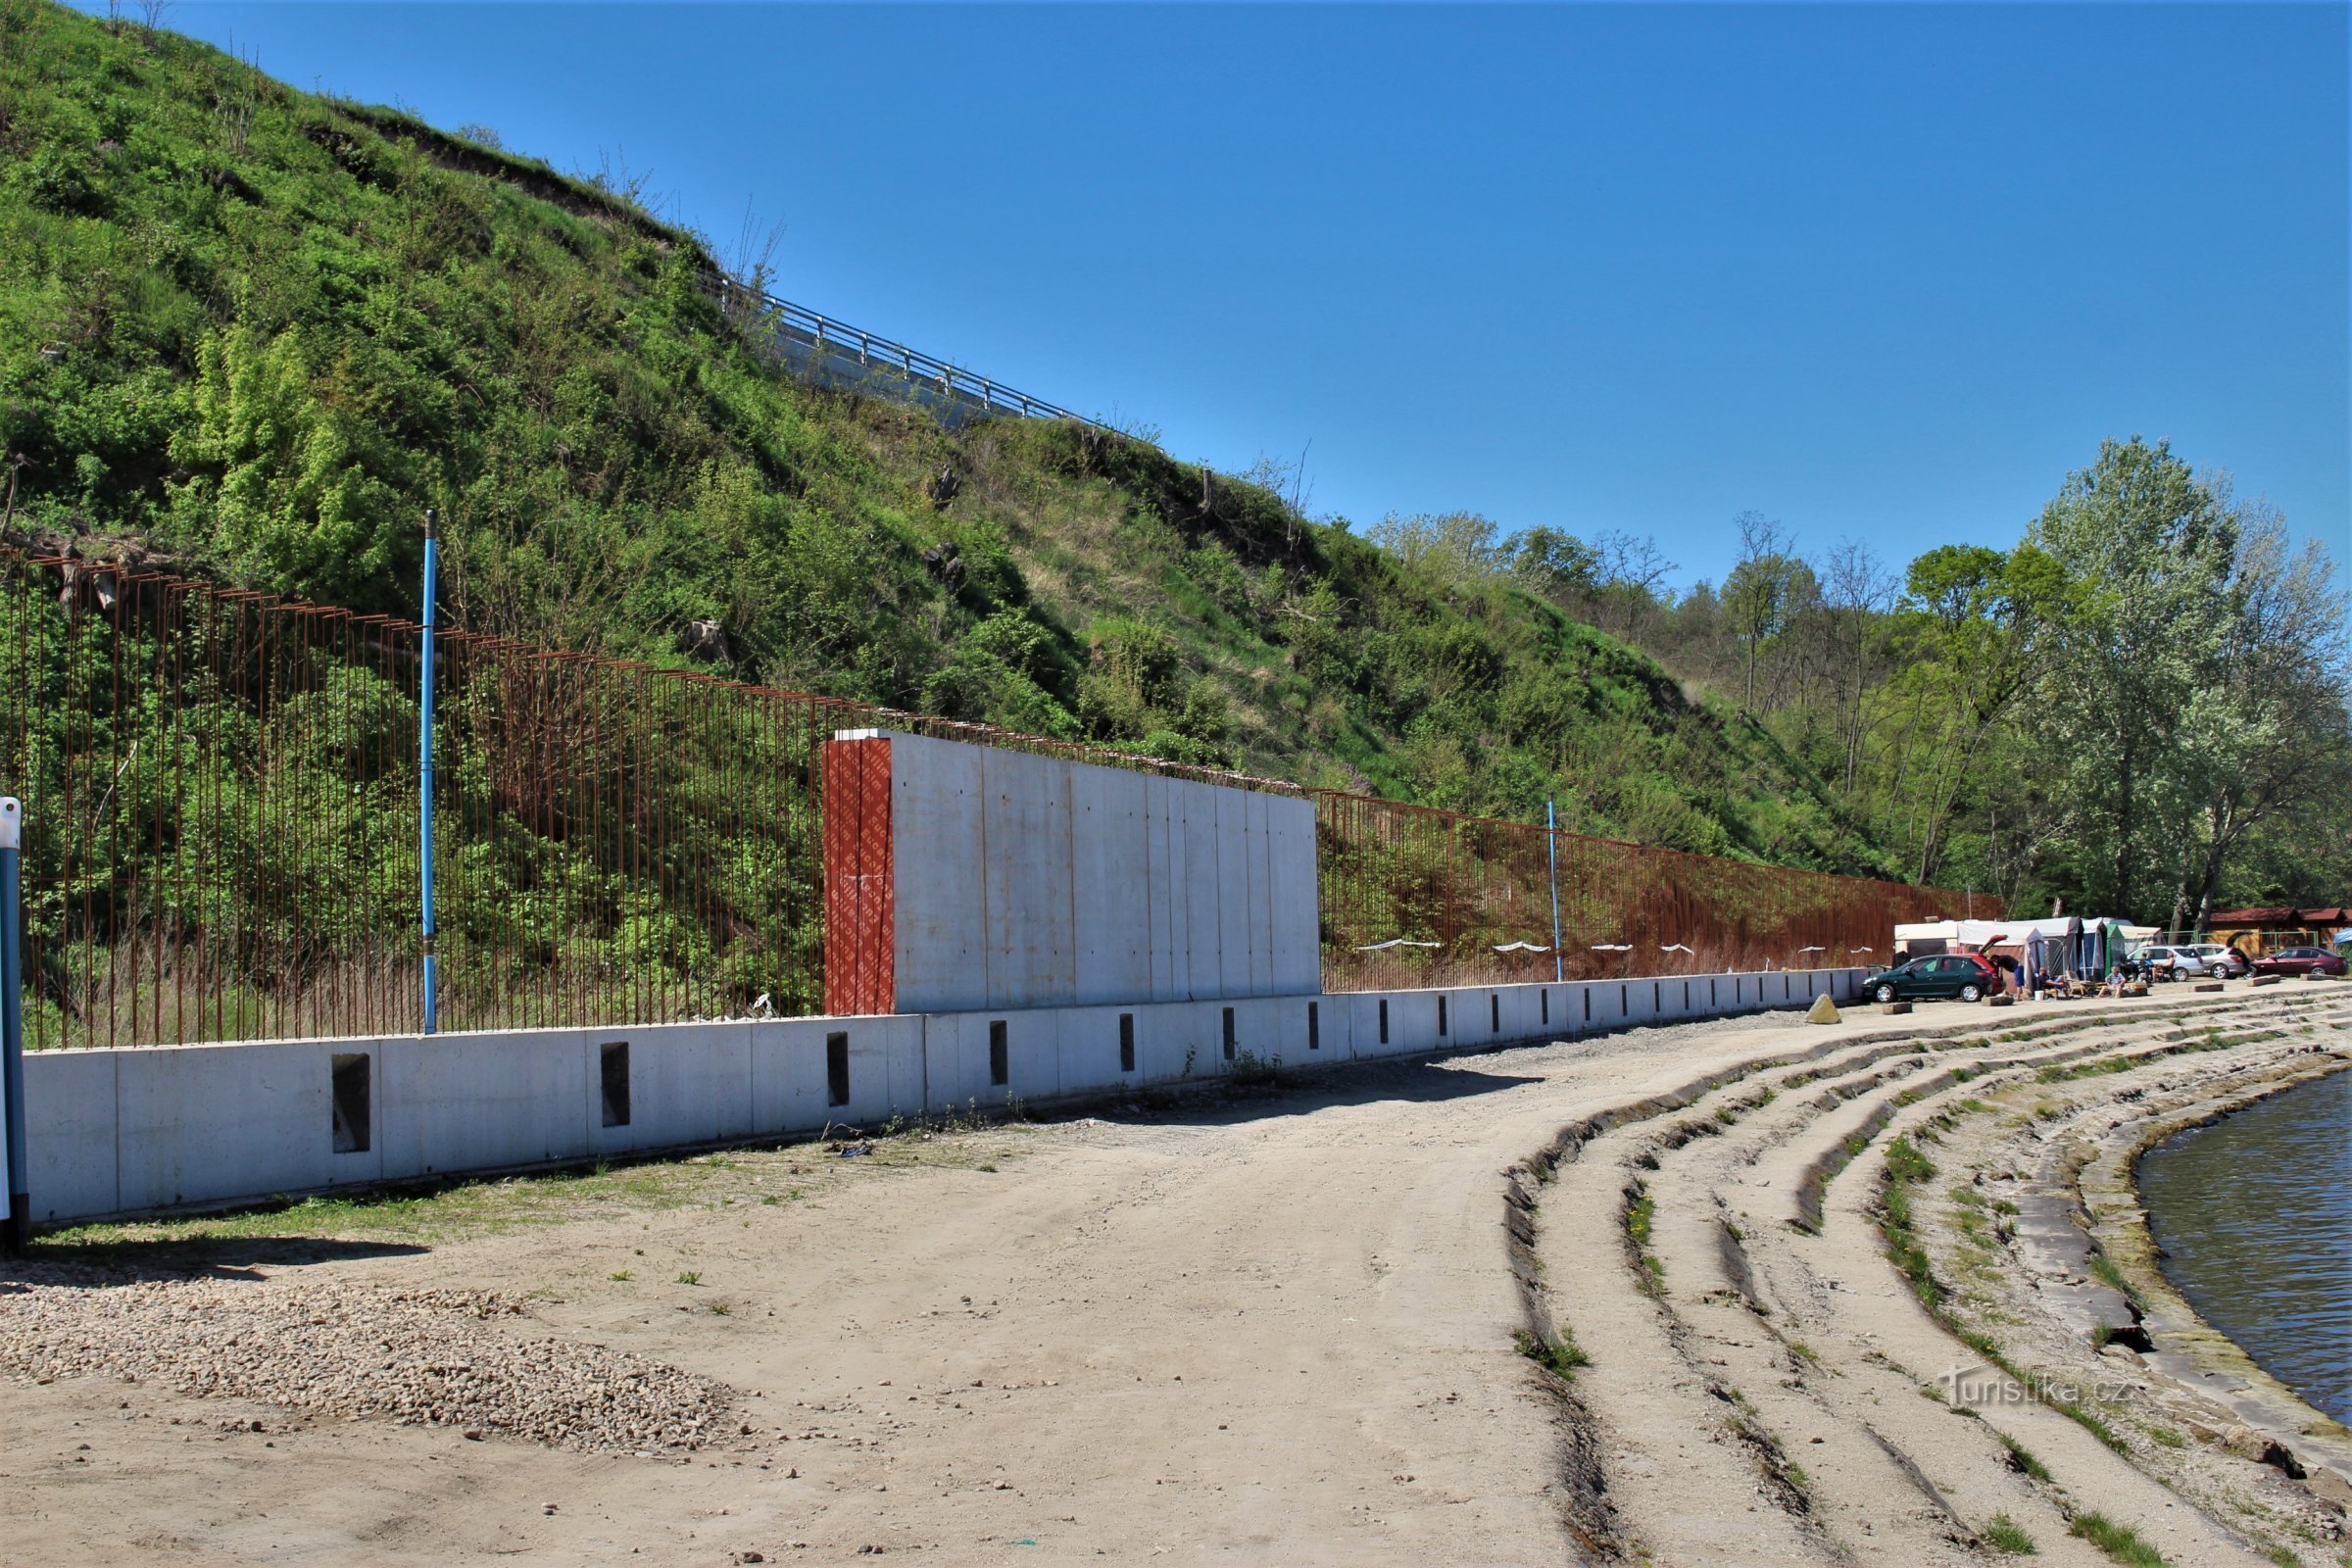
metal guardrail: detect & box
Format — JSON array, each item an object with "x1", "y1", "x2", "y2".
[{"x1": 704, "y1": 272, "x2": 1111, "y2": 430}]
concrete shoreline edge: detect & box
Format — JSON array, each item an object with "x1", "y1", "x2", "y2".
[{"x1": 2102, "y1": 1057, "x2": 2352, "y2": 1492}]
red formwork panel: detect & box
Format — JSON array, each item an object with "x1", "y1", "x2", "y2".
[{"x1": 822, "y1": 736, "x2": 897, "y2": 1015}]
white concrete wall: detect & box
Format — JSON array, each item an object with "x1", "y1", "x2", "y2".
[
  {"x1": 17, "y1": 968, "x2": 1864, "y2": 1225},
  {"x1": 871, "y1": 731, "x2": 1320, "y2": 1012}
]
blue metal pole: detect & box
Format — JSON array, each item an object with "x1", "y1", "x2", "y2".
[
  {"x1": 1545, "y1": 799, "x2": 1564, "y2": 985},
  {"x1": 419, "y1": 510, "x2": 438, "y2": 1036},
  {"x1": 1, "y1": 796, "x2": 27, "y2": 1249}
]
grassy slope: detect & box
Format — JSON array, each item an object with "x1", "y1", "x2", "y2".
[{"x1": 0, "y1": 0, "x2": 1893, "y2": 874}]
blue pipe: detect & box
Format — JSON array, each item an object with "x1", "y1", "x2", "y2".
[
  {"x1": 2, "y1": 797, "x2": 27, "y2": 1247},
  {"x1": 419, "y1": 510, "x2": 438, "y2": 1036},
  {"x1": 1545, "y1": 799, "x2": 1563, "y2": 985}
]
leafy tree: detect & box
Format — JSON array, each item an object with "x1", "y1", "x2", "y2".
[{"x1": 2024, "y1": 437, "x2": 2238, "y2": 915}]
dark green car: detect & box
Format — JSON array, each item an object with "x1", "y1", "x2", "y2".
[{"x1": 1861, "y1": 954, "x2": 1996, "y2": 1004}]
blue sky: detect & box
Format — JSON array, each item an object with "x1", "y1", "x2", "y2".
[{"x1": 147, "y1": 3, "x2": 2347, "y2": 589}]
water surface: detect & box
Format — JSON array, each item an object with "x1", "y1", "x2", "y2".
[{"x1": 2138, "y1": 1068, "x2": 2352, "y2": 1426}]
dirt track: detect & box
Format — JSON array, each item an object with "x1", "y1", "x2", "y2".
[{"x1": 5, "y1": 988, "x2": 2347, "y2": 1565}]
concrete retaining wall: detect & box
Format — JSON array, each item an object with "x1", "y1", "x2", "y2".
[
  {"x1": 848, "y1": 730, "x2": 1321, "y2": 1013},
  {"x1": 19, "y1": 968, "x2": 1864, "y2": 1226}
]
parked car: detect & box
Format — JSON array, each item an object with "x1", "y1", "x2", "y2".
[
  {"x1": 2249, "y1": 946, "x2": 2346, "y2": 978},
  {"x1": 1863, "y1": 953, "x2": 2000, "y2": 1004},
  {"x1": 2140, "y1": 944, "x2": 2247, "y2": 980}
]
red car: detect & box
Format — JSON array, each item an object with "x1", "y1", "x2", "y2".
[{"x1": 2249, "y1": 946, "x2": 2347, "y2": 978}]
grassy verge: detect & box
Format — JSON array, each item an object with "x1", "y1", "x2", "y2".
[{"x1": 35, "y1": 1116, "x2": 1026, "y2": 1252}]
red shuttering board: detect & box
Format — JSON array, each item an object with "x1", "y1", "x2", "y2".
[{"x1": 822, "y1": 736, "x2": 896, "y2": 1015}]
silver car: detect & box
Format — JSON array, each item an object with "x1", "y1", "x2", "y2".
[{"x1": 2141, "y1": 944, "x2": 2244, "y2": 979}]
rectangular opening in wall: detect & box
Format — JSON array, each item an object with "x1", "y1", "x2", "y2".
[
  {"x1": 1119, "y1": 1013, "x2": 1136, "y2": 1073},
  {"x1": 826, "y1": 1031, "x2": 851, "y2": 1107},
  {"x1": 1222, "y1": 1007, "x2": 1236, "y2": 1060},
  {"x1": 1683, "y1": 980, "x2": 1690, "y2": 1010},
  {"x1": 1378, "y1": 999, "x2": 1390, "y2": 1045},
  {"x1": 1490, "y1": 994, "x2": 1499, "y2": 1034},
  {"x1": 1541, "y1": 990, "x2": 1549, "y2": 1026},
  {"x1": 1620, "y1": 983, "x2": 1629, "y2": 1016},
  {"x1": 1784, "y1": 975, "x2": 1791, "y2": 1000},
  {"x1": 1584, "y1": 989, "x2": 1592, "y2": 1023},
  {"x1": 599, "y1": 1041, "x2": 631, "y2": 1128},
  {"x1": 1437, "y1": 996, "x2": 1448, "y2": 1037},
  {"x1": 1713, "y1": 979, "x2": 1721, "y2": 1007},
  {"x1": 330, "y1": 1053, "x2": 370, "y2": 1153},
  {"x1": 990, "y1": 1019, "x2": 1009, "y2": 1086},
  {"x1": 1307, "y1": 1001, "x2": 1320, "y2": 1052}
]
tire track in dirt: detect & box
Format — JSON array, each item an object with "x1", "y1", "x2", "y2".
[{"x1": 1520, "y1": 991, "x2": 2352, "y2": 1566}]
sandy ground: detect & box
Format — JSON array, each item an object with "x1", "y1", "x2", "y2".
[{"x1": 4, "y1": 984, "x2": 2347, "y2": 1566}]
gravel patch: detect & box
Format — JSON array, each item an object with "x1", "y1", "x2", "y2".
[{"x1": 0, "y1": 1267, "x2": 731, "y2": 1452}]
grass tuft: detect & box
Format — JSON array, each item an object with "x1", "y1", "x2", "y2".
[
  {"x1": 2069, "y1": 1511, "x2": 2171, "y2": 1567},
  {"x1": 1984, "y1": 1514, "x2": 2038, "y2": 1555},
  {"x1": 1999, "y1": 1433, "x2": 2051, "y2": 1483},
  {"x1": 1514, "y1": 1328, "x2": 1592, "y2": 1380}
]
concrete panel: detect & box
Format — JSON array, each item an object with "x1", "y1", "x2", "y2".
[
  {"x1": 838, "y1": 1025, "x2": 898, "y2": 1127},
  {"x1": 23, "y1": 1047, "x2": 119, "y2": 1222},
  {"x1": 605, "y1": 1023, "x2": 755, "y2": 1155},
  {"x1": 1135, "y1": 1001, "x2": 1218, "y2": 1084},
  {"x1": 1212, "y1": 786, "x2": 1253, "y2": 999},
  {"x1": 1142, "y1": 776, "x2": 1181, "y2": 1002},
  {"x1": 1244, "y1": 791, "x2": 1274, "y2": 996},
  {"x1": 879, "y1": 1016, "x2": 928, "y2": 1113},
  {"x1": 919, "y1": 1013, "x2": 982, "y2": 1112},
  {"x1": 982, "y1": 750, "x2": 1077, "y2": 1009},
  {"x1": 1051, "y1": 1005, "x2": 1131, "y2": 1099},
  {"x1": 1298, "y1": 996, "x2": 1336, "y2": 1059},
  {"x1": 1072, "y1": 765, "x2": 1153, "y2": 1005},
  {"x1": 1398, "y1": 990, "x2": 1448, "y2": 1054},
  {"x1": 923, "y1": 1010, "x2": 1054, "y2": 1109},
  {"x1": 751, "y1": 1020, "x2": 838, "y2": 1135},
  {"x1": 889, "y1": 734, "x2": 988, "y2": 1013},
  {"x1": 1503, "y1": 986, "x2": 1544, "y2": 1042},
  {"x1": 117, "y1": 1041, "x2": 332, "y2": 1211},
  {"x1": 1173, "y1": 783, "x2": 1218, "y2": 1002},
  {"x1": 1218, "y1": 997, "x2": 1291, "y2": 1065},
  {"x1": 1266, "y1": 795, "x2": 1321, "y2": 996},
  {"x1": 1004, "y1": 1010, "x2": 1060, "y2": 1103},
  {"x1": 374, "y1": 1036, "x2": 423, "y2": 1182},
  {"x1": 415, "y1": 1030, "x2": 589, "y2": 1177}
]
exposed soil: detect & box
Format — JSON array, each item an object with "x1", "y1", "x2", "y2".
[{"x1": 4, "y1": 985, "x2": 2345, "y2": 1565}]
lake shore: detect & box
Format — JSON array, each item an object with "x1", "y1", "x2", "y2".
[{"x1": 1521, "y1": 982, "x2": 2352, "y2": 1566}]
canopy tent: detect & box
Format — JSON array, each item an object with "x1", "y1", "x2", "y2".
[
  {"x1": 1896, "y1": 915, "x2": 2127, "y2": 987},
  {"x1": 1895, "y1": 915, "x2": 2083, "y2": 953}
]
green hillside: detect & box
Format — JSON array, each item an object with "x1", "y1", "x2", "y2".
[{"x1": 0, "y1": 0, "x2": 1899, "y2": 873}]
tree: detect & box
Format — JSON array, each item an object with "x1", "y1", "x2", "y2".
[
  {"x1": 1820, "y1": 540, "x2": 1895, "y2": 799},
  {"x1": 2024, "y1": 436, "x2": 2239, "y2": 916},
  {"x1": 1512, "y1": 526, "x2": 1601, "y2": 605},
  {"x1": 1887, "y1": 542, "x2": 2069, "y2": 885},
  {"x1": 1366, "y1": 512, "x2": 1505, "y2": 591},
  {"x1": 2164, "y1": 505, "x2": 2352, "y2": 929},
  {"x1": 1721, "y1": 511, "x2": 1802, "y2": 713},
  {"x1": 1589, "y1": 530, "x2": 1678, "y2": 642}
]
